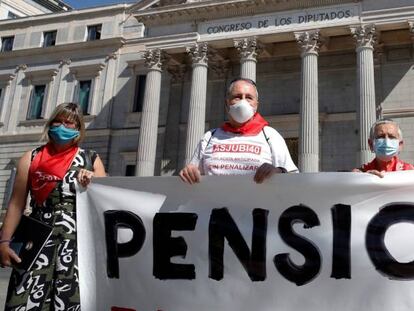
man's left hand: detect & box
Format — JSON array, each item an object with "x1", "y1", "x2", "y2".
[{"x1": 254, "y1": 163, "x2": 285, "y2": 184}]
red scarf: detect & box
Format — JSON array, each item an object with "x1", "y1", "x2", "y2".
[
  {"x1": 361, "y1": 156, "x2": 414, "y2": 172},
  {"x1": 29, "y1": 144, "x2": 79, "y2": 205},
  {"x1": 221, "y1": 113, "x2": 269, "y2": 135}
]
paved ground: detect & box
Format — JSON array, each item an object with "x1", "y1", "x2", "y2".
[{"x1": 0, "y1": 268, "x2": 11, "y2": 308}]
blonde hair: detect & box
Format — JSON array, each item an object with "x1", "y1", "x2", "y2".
[{"x1": 42, "y1": 103, "x2": 85, "y2": 144}]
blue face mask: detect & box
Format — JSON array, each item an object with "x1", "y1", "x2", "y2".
[
  {"x1": 48, "y1": 125, "x2": 79, "y2": 145},
  {"x1": 373, "y1": 138, "x2": 399, "y2": 159}
]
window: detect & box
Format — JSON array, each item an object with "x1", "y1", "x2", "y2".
[
  {"x1": 1, "y1": 36, "x2": 14, "y2": 52},
  {"x1": 27, "y1": 85, "x2": 46, "y2": 120},
  {"x1": 133, "y1": 75, "x2": 146, "y2": 112},
  {"x1": 78, "y1": 80, "x2": 92, "y2": 114},
  {"x1": 86, "y1": 25, "x2": 102, "y2": 41},
  {"x1": 7, "y1": 11, "x2": 18, "y2": 19},
  {"x1": 125, "y1": 165, "x2": 136, "y2": 176},
  {"x1": 43, "y1": 31, "x2": 57, "y2": 47}
]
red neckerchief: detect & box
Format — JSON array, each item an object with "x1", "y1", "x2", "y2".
[
  {"x1": 29, "y1": 143, "x2": 79, "y2": 205},
  {"x1": 361, "y1": 156, "x2": 414, "y2": 172},
  {"x1": 221, "y1": 113, "x2": 269, "y2": 135}
]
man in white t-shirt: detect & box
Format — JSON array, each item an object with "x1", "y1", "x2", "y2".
[{"x1": 179, "y1": 78, "x2": 298, "y2": 184}]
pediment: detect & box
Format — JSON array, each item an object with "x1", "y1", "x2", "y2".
[
  {"x1": 130, "y1": 0, "x2": 361, "y2": 26},
  {"x1": 129, "y1": 0, "x2": 190, "y2": 12}
]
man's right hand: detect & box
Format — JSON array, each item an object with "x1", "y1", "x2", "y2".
[{"x1": 179, "y1": 164, "x2": 201, "y2": 184}]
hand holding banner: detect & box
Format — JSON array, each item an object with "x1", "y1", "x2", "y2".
[{"x1": 77, "y1": 172, "x2": 414, "y2": 311}]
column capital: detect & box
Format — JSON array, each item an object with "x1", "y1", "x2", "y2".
[
  {"x1": 105, "y1": 53, "x2": 118, "y2": 62},
  {"x1": 15, "y1": 64, "x2": 27, "y2": 72},
  {"x1": 144, "y1": 49, "x2": 164, "y2": 71},
  {"x1": 59, "y1": 59, "x2": 71, "y2": 67},
  {"x1": 350, "y1": 24, "x2": 377, "y2": 51},
  {"x1": 409, "y1": 21, "x2": 414, "y2": 34},
  {"x1": 295, "y1": 30, "x2": 321, "y2": 56},
  {"x1": 186, "y1": 42, "x2": 208, "y2": 66},
  {"x1": 409, "y1": 21, "x2": 414, "y2": 45},
  {"x1": 234, "y1": 37, "x2": 259, "y2": 62}
]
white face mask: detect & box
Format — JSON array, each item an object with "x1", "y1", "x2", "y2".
[{"x1": 228, "y1": 99, "x2": 255, "y2": 124}]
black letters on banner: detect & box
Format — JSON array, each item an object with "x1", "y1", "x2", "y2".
[
  {"x1": 331, "y1": 204, "x2": 351, "y2": 279},
  {"x1": 274, "y1": 204, "x2": 321, "y2": 286},
  {"x1": 366, "y1": 203, "x2": 414, "y2": 279},
  {"x1": 104, "y1": 210, "x2": 146, "y2": 279},
  {"x1": 209, "y1": 208, "x2": 268, "y2": 281},
  {"x1": 153, "y1": 213, "x2": 198, "y2": 280}
]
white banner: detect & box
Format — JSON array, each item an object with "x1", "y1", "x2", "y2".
[{"x1": 77, "y1": 172, "x2": 414, "y2": 311}]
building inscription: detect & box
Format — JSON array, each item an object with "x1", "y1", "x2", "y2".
[{"x1": 200, "y1": 5, "x2": 360, "y2": 35}]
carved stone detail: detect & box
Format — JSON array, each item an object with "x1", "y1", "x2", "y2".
[
  {"x1": 209, "y1": 60, "x2": 230, "y2": 79},
  {"x1": 295, "y1": 30, "x2": 321, "y2": 56},
  {"x1": 186, "y1": 43, "x2": 208, "y2": 66},
  {"x1": 15, "y1": 64, "x2": 27, "y2": 72},
  {"x1": 350, "y1": 24, "x2": 376, "y2": 50},
  {"x1": 168, "y1": 64, "x2": 187, "y2": 83},
  {"x1": 144, "y1": 49, "x2": 164, "y2": 71},
  {"x1": 409, "y1": 21, "x2": 414, "y2": 36},
  {"x1": 59, "y1": 59, "x2": 71, "y2": 66},
  {"x1": 234, "y1": 37, "x2": 259, "y2": 61},
  {"x1": 105, "y1": 53, "x2": 118, "y2": 62}
]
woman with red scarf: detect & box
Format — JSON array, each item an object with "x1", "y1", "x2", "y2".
[
  {"x1": 179, "y1": 78, "x2": 298, "y2": 184},
  {"x1": 0, "y1": 103, "x2": 105, "y2": 310}
]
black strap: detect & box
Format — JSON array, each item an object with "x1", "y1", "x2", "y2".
[
  {"x1": 262, "y1": 128, "x2": 272, "y2": 150},
  {"x1": 206, "y1": 129, "x2": 217, "y2": 148},
  {"x1": 84, "y1": 149, "x2": 97, "y2": 171}
]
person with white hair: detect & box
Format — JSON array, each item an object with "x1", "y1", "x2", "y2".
[
  {"x1": 179, "y1": 78, "x2": 298, "y2": 184},
  {"x1": 353, "y1": 119, "x2": 413, "y2": 177}
]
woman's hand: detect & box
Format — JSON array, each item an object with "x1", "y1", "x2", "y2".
[
  {"x1": 77, "y1": 169, "x2": 94, "y2": 187},
  {"x1": 179, "y1": 164, "x2": 201, "y2": 184},
  {"x1": 254, "y1": 163, "x2": 285, "y2": 184},
  {"x1": 0, "y1": 243, "x2": 21, "y2": 268}
]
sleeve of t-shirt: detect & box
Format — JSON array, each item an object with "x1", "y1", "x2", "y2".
[
  {"x1": 265, "y1": 126, "x2": 299, "y2": 173},
  {"x1": 188, "y1": 130, "x2": 214, "y2": 175}
]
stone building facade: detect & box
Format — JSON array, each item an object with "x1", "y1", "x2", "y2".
[
  {"x1": 0, "y1": 0, "x2": 71, "y2": 20},
  {"x1": 1, "y1": 0, "x2": 414, "y2": 209}
]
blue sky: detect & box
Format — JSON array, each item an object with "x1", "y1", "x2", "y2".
[{"x1": 64, "y1": 0, "x2": 137, "y2": 9}]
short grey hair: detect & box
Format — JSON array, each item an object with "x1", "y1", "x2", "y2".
[
  {"x1": 369, "y1": 119, "x2": 403, "y2": 141},
  {"x1": 226, "y1": 78, "x2": 259, "y2": 100}
]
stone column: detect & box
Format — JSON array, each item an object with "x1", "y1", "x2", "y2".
[
  {"x1": 7, "y1": 64, "x2": 27, "y2": 132},
  {"x1": 184, "y1": 43, "x2": 209, "y2": 165},
  {"x1": 295, "y1": 30, "x2": 321, "y2": 172},
  {"x1": 100, "y1": 53, "x2": 118, "y2": 117},
  {"x1": 234, "y1": 37, "x2": 259, "y2": 82},
  {"x1": 351, "y1": 24, "x2": 377, "y2": 166},
  {"x1": 56, "y1": 59, "x2": 71, "y2": 106},
  {"x1": 0, "y1": 74, "x2": 15, "y2": 125},
  {"x1": 135, "y1": 49, "x2": 164, "y2": 176}
]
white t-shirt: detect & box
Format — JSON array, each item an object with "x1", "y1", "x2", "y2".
[{"x1": 189, "y1": 126, "x2": 298, "y2": 175}]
